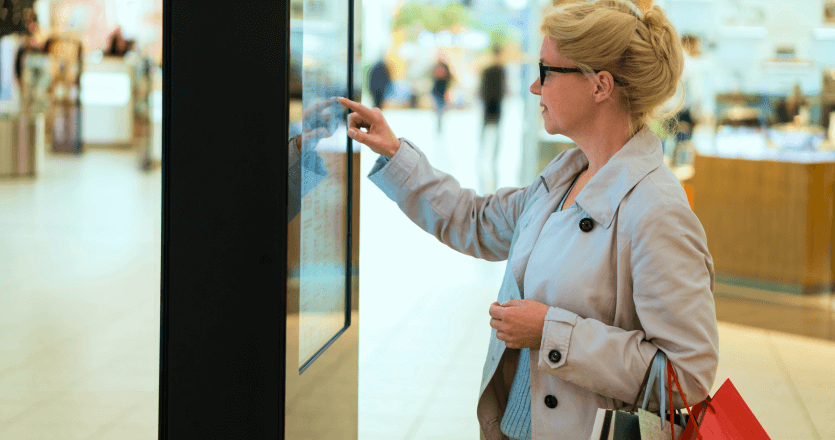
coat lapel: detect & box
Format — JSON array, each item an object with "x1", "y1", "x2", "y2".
[
  {"x1": 575, "y1": 126, "x2": 664, "y2": 229},
  {"x1": 508, "y1": 126, "x2": 664, "y2": 297}
]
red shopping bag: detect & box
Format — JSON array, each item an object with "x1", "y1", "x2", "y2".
[{"x1": 678, "y1": 378, "x2": 771, "y2": 440}]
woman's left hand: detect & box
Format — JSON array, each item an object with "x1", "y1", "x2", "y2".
[{"x1": 489, "y1": 299, "x2": 550, "y2": 349}]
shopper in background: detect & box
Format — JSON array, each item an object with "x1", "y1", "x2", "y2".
[
  {"x1": 663, "y1": 33, "x2": 708, "y2": 163},
  {"x1": 477, "y1": 43, "x2": 507, "y2": 194},
  {"x1": 337, "y1": 0, "x2": 718, "y2": 439},
  {"x1": 105, "y1": 27, "x2": 130, "y2": 57},
  {"x1": 430, "y1": 55, "x2": 452, "y2": 133},
  {"x1": 368, "y1": 58, "x2": 391, "y2": 110},
  {"x1": 677, "y1": 35, "x2": 701, "y2": 138},
  {"x1": 14, "y1": 12, "x2": 46, "y2": 88},
  {"x1": 782, "y1": 83, "x2": 809, "y2": 125}
]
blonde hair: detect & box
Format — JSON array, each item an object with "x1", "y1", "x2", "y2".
[{"x1": 540, "y1": 0, "x2": 684, "y2": 136}]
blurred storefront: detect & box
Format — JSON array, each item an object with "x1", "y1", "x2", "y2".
[
  {"x1": 1, "y1": 0, "x2": 832, "y2": 343},
  {"x1": 652, "y1": 0, "x2": 835, "y2": 314},
  {"x1": 0, "y1": 0, "x2": 162, "y2": 176}
]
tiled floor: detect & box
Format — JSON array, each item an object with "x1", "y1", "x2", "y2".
[
  {"x1": 1, "y1": 99, "x2": 834, "y2": 439},
  {"x1": 0, "y1": 147, "x2": 160, "y2": 439}
]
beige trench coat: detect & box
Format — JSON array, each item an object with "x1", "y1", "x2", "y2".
[{"x1": 367, "y1": 126, "x2": 719, "y2": 440}]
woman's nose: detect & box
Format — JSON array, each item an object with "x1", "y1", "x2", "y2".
[{"x1": 530, "y1": 78, "x2": 541, "y2": 95}]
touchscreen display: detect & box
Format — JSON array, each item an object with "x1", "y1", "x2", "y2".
[{"x1": 288, "y1": 0, "x2": 352, "y2": 371}]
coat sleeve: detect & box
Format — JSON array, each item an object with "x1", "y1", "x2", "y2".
[
  {"x1": 368, "y1": 138, "x2": 536, "y2": 262},
  {"x1": 535, "y1": 200, "x2": 719, "y2": 410}
]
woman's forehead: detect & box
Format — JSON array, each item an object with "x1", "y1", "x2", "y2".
[{"x1": 540, "y1": 37, "x2": 570, "y2": 65}]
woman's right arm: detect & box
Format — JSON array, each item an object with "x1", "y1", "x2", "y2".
[
  {"x1": 337, "y1": 97, "x2": 535, "y2": 261},
  {"x1": 369, "y1": 138, "x2": 535, "y2": 261}
]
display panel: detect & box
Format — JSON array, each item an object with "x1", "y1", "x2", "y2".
[{"x1": 288, "y1": 0, "x2": 353, "y2": 373}]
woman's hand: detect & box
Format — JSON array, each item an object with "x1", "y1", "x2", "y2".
[
  {"x1": 337, "y1": 97, "x2": 400, "y2": 159},
  {"x1": 489, "y1": 299, "x2": 550, "y2": 350}
]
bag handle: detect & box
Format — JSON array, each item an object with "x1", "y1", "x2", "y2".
[
  {"x1": 646, "y1": 351, "x2": 668, "y2": 429},
  {"x1": 666, "y1": 360, "x2": 705, "y2": 440},
  {"x1": 648, "y1": 350, "x2": 668, "y2": 430},
  {"x1": 630, "y1": 348, "x2": 661, "y2": 412},
  {"x1": 668, "y1": 360, "x2": 674, "y2": 440}
]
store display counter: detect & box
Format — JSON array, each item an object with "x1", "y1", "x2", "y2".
[
  {"x1": 693, "y1": 151, "x2": 835, "y2": 294},
  {"x1": 80, "y1": 56, "x2": 133, "y2": 145}
]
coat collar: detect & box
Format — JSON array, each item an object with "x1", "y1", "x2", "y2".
[{"x1": 540, "y1": 125, "x2": 664, "y2": 229}]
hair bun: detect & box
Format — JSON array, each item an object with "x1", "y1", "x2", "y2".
[
  {"x1": 596, "y1": 0, "x2": 643, "y2": 19},
  {"x1": 642, "y1": 6, "x2": 676, "y2": 62}
]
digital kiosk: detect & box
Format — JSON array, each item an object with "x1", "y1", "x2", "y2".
[{"x1": 161, "y1": 1, "x2": 360, "y2": 438}]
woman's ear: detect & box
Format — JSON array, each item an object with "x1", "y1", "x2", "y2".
[{"x1": 593, "y1": 71, "x2": 615, "y2": 103}]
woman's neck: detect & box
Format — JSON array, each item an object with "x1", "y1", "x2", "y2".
[{"x1": 571, "y1": 110, "x2": 638, "y2": 178}]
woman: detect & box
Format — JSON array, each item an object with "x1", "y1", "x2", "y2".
[{"x1": 338, "y1": 1, "x2": 718, "y2": 439}]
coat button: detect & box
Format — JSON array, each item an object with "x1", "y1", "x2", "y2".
[
  {"x1": 544, "y1": 395, "x2": 558, "y2": 409},
  {"x1": 548, "y1": 350, "x2": 562, "y2": 363},
  {"x1": 579, "y1": 218, "x2": 594, "y2": 232}
]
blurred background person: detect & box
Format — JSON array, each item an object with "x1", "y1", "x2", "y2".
[
  {"x1": 663, "y1": 33, "x2": 709, "y2": 165},
  {"x1": 779, "y1": 83, "x2": 810, "y2": 125},
  {"x1": 368, "y1": 56, "x2": 391, "y2": 110},
  {"x1": 430, "y1": 54, "x2": 452, "y2": 134},
  {"x1": 477, "y1": 43, "x2": 506, "y2": 194},
  {"x1": 105, "y1": 26, "x2": 131, "y2": 57},
  {"x1": 14, "y1": 11, "x2": 47, "y2": 89}
]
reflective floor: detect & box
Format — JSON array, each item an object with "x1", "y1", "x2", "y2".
[
  {"x1": 0, "y1": 147, "x2": 160, "y2": 439},
  {"x1": 0, "y1": 100, "x2": 833, "y2": 439}
]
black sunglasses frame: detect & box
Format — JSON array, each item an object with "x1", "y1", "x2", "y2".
[{"x1": 539, "y1": 62, "x2": 623, "y2": 86}]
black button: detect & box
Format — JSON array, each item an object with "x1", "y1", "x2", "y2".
[
  {"x1": 548, "y1": 350, "x2": 562, "y2": 363},
  {"x1": 579, "y1": 218, "x2": 594, "y2": 232},
  {"x1": 544, "y1": 395, "x2": 558, "y2": 408}
]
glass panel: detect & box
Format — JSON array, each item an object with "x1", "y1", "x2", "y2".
[{"x1": 288, "y1": 0, "x2": 351, "y2": 371}]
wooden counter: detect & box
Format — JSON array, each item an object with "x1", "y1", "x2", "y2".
[{"x1": 692, "y1": 154, "x2": 835, "y2": 294}]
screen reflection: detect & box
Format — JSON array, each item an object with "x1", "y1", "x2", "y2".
[{"x1": 287, "y1": 0, "x2": 351, "y2": 372}]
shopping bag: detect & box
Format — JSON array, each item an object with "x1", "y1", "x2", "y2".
[
  {"x1": 678, "y1": 378, "x2": 771, "y2": 440},
  {"x1": 638, "y1": 408, "x2": 685, "y2": 440},
  {"x1": 589, "y1": 409, "x2": 641, "y2": 440},
  {"x1": 589, "y1": 350, "x2": 687, "y2": 440}
]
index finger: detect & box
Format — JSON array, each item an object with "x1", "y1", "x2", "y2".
[
  {"x1": 489, "y1": 303, "x2": 505, "y2": 320},
  {"x1": 337, "y1": 97, "x2": 373, "y2": 117}
]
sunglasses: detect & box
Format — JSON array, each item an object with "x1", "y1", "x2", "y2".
[{"x1": 539, "y1": 62, "x2": 623, "y2": 86}]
